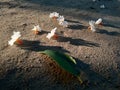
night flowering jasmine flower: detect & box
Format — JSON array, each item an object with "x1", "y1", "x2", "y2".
[
  {"x1": 8, "y1": 31, "x2": 23, "y2": 46},
  {"x1": 95, "y1": 18, "x2": 103, "y2": 25},
  {"x1": 88, "y1": 20, "x2": 96, "y2": 32},
  {"x1": 46, "y1": 27, "x2": 58, "y2": 40},
  {"x1": 32, "y1": 25, "x2": 42, "y2": 35},
  {"x1": 57, "y1": 15, "x2": 68, "y2": 27},
  {"x1": 59, "y1": 20, "x2": 69, "y2": 28},
  {"x1": 57, "y1": 15, "x2": 65, "y2": 22},
  {"x1": 49, "y1": 12, "x2": 59, "y2": 19}
]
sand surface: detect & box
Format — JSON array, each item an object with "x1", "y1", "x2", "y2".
[{"x1": 0, "y1": 0, "x2": 120, "y2": 90}]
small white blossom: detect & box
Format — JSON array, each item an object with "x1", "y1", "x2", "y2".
[
  {"x1": 49, "y1": 12, "x2": 59, "y2": 19},
  {"x1": 59, "y1": 21, "x2": 68, "y2": 27},
  {"x1": 32, "y1": 25, "x2": 41, "y2": 33},
  {"x1": 57, "y1": 15, "x2": 65, "y2": 22},
  {"x1": 57, "y1": 15, "x2": 68, "y2": 27},
  {"x1": 46, "y1": 27, "x2": 57, "y2": 40},
  {"x1": 8, "y1": 31, "x2": 21, "y2": 46},
  {"x1": 95, "y1": 18, "x2": 102, "y2": 25},
  {"x1": 89, "y1": 20, "x2": 96, "y2": 32}
]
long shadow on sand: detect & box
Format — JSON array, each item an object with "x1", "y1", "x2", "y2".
[
  {"x1": 68, "y1": 24, "x2": 87, "y2": 30},
  {"x1": 58, "y1": 36, "x2": 100, "y2": 47},
  {"x1": 66, "y1": 19, "x2": 80, "y2": 24},
  {"x1": 97, "y1": 30, "x2": 120, "y2": 37},
  {"x1": 74, "y1": 57, "x2": 116, "y2": 88},
  {"x1": 103, "y1": 23, "x2": 120, "y2": 29},
  {"x1": 65, "y1": 19, "x2": 87, "y2": 30},
  {"x1": 17, "y1": 40, "x2": 69, "y2": 53}
]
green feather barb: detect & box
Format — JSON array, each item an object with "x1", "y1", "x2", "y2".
[{"x1": 40, "y1": 50, "x2": 83, "y2": 83}]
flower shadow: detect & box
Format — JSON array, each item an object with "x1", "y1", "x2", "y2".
[
  {"x1": 74, "y1": 57, "x2": 114, "y2": 87},
  {"x1": 37, "y1": 30, "x2": 49, "y2": 35},
  {"x1": 58, "y1": 36, "x2": 99, "y2": 47},
  {"x1": 66, "y1": 19, "x2": 87, "y2": 30},
  {"x1": 66, "y1": 19, "x2": 80, "y2": 24},
  {"x1": 17, "y1": 40, "x2": 69, "y2": 53},
  {"x1": 97, "y1": 30, "x2": 120, "y2": 37},
  {"x1": 103, "y1": 23, "x2": 120, "y2": 29},
  {"x1": 68, "y1": 24, "x2": 87, "y2": 30}
]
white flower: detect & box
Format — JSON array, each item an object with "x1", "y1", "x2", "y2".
[
  {"x1": 57, "y1": 15, "x2": 65, "y2": 22},
  {"x1": 49, "y1": 12, "x2": 59, "y2": 19},
  {"x1": 32, "y1": 25, "x2": 41, "y2": 34},
  {"x1": 59, "y1": 21, "x2": 68, "y2": 27},
  {"x1": 46, "y1": 27, "x2": 57, "y2": 40},
  {"x1": 100, "y1": 5, "x2": 105, "y2": 9},
  {"x1": 57, "y1": 15, "x2": 68, "y2": 27},
  {"x1": 8, "y1": 31, "x2": 21, "y2": 46},
  {"x1": 95, "y1": 18, "x2": 102, "y2": 25},
  {"x1": 89, "y1": 20, "x2": 96, "y2": 32}
]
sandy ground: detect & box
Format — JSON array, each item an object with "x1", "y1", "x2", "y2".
[{"x1": 0, "y1": 0, "x2": 120, "y2": 90}]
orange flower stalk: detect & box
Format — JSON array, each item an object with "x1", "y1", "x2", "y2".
[
  {"x1": 46, "y1": 27, "x2": 58, "y2": 40},
  {"x1": 52, "y1": 34, "x2": 59, "y2": 40},
  {"x1": 15, "y1": 38, "x2": 23, "y2": 45},
  {"x1": 32, "y1": 25, "x2": 42, "y2": 35}
]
